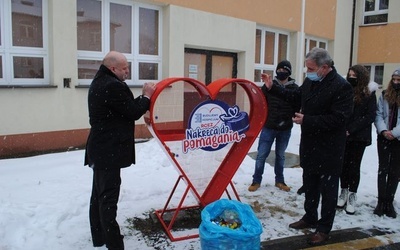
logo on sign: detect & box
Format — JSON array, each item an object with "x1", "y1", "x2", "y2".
[{"x1": 183, "y1": 100, "x2": 249, "y2": 153}]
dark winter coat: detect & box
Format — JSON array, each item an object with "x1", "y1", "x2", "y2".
[
  {"x1": 346, "y1": 83, "x2": 378, "y2": 146},
  {"x1": 84, "y1": 65, "x2": 150, "y2": 170},
  {"x1": 269, "y1": 66, "x2": 354, "y2": 175},
  {"x1": 262, "y1": 78, "x2": 300, "y2": 131}
]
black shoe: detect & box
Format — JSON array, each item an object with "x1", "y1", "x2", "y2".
[
  {"x1": 308, "y1": 232, "x2": 329, "y2": 245},
  {"x1": 385, "y1": 202, "x2": 397, "y2": 218},
  {"x1": 373, "y1": 200, "x2": 385, "y2": 217},
  {"x1": 297, "y1": 186, "x2": 305, "y2": 195},
  {"x1": 289, "y1": 219, "x2": 317, "y2": 229}
]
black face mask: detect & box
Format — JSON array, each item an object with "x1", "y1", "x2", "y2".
[
  {"x1": 392, "y1": 82, "x2": 400, "y2": 90},
  {"x1": 276, "y1": 71, "x2": 290, "y2": 81},
  {"x1": 347, "y1": 77, "x2": 358, "y2": 87}
]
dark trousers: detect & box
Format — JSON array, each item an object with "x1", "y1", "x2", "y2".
[
  {"x1": 302, "y1": 173, "x2": 339, "y2": 234},
  {"x1": 340, "y1": 141, "x2": 367, "y2": 192},
  {"x1": 377, "y1": 135, "x2": 400, "y2": 203},
  {"x1": 90, "y1": 168, "x2": 124, "y2": 250}
]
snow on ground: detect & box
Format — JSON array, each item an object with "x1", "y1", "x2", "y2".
[{"x1": 0, "y1": 124, "x2": 399, "y2": 250}]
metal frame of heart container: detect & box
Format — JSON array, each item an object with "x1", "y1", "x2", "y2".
[{"x1": 144, "y1": 77, "x2": 267, "y2": 241}]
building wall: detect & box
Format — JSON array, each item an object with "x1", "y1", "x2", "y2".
[
  {"x1": 1, "y1": 0, "x2": 346, "y2": 158},
  {"x1": 354, "y1": 0, "x2": 400, "y2": 87},
  {"x1": 332, "y1": 0, "x2": 354, "y2": 76},
  {"x1": 166, "y1": 5, "x2": 256, "y2": 78},
  {"x1": 154, "y1": 0, "x2": 336, "y2": 39},
  {"x1": 358, "y1": 23, "x2": 400, "y2": 63},
  {"x1": 153, "y1": 0, "x2": 303, "y2": 32},
  {"x1": 304, "y1": 0, "x2": 337, "y2": 40},
  {"x1": 358, "y1": 23, "x2": 400, "y2": 85}
]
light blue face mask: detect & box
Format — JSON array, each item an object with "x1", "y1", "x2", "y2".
[{"x1": 306, "y1": 68, "x2": 322, "y2": 81}]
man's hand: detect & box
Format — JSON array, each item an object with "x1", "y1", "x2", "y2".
[
  {"x1": 143, "y1": 82, "x2": 156, "y2": 98},
  {"x1": 292, "y1": 112, "x2": 304, "y2": 125},
  {"x1": 383, "y1": 130, "x2": 395, "y2": 140},
  {"x1": 261, "y1": 73, "x2": 273, "y2": 90}
]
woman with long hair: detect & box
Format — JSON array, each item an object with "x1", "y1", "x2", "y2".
[
  {"x1": 374, "y1": 67, "x2": 400, "y2": 218},
  {"x1": 337, "y1": 65, "x2": 377, "y2": 215}
]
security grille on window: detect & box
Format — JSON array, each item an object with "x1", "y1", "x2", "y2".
[
  {"x1": 76, "y1": 0, "x2": 161, "y2": 86},
  {"x1": 363, "y1": 0, "x2": 389, "y2": 25}
]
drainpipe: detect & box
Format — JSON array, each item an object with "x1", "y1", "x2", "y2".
[
  {"x1": 297, "y1": 0, "x2": 306, "y2": 84},
  {"x1": 349, "y1": 0, "x2": 356, "y2": 67}
]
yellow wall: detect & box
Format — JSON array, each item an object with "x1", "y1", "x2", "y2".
[
  {"x1": 358, "y1": 23, "x2": 400, "y2": 63},
  {"x1": 153, "y1": 0, "x2": 336, "y2": 38},
  {"x1": 304, "y1": 0, "x2": 337, "y2": 39}
]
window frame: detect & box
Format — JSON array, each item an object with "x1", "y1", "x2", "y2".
[
  {"x1": 76, "y1": 0, "x2": 162, "y2": 87},
  {"x1": 0, "y1": 0, "x2": 49, "y2": 86},
  {"x1": 363, "y1": 64, "x2": 384, "y2": 86},
  {"x1": 184, "y1": 48, "x2": 237, "y2": 85},
  {"x1": 302, "y1": 36, "x2": 329, "y2": 79},
  {"x1": 254, "y1": 26, "x2": 290, "y2": 85},
  {"x1": 362, "y1": 0, "x2": 389, "y2": 25},
  {"x1": 304, "y1": 37, "x2": 328, "y2": 54}
]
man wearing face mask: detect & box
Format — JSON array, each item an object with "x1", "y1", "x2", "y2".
[
  {"x1": 374, "y1": 67, "x2": 400, "y2": 219},
  {"x1": 261, "y1": 48, "x2": 354, "y2": 245},
  {"x1": 248, "y1": 60, "x2": 300, "y2": 192}
]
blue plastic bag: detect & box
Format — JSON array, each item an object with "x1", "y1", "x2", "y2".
[{"x1": 199, "y1": 199, "x2": 263, "y2": 250}]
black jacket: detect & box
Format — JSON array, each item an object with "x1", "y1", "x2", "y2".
[
  {"x1": 269, "y1": 67, "x2": 354, "y2": 175},
  {"x1": 346, "y1": 85, "x2": 377, "y2": 145},
  {"x1": 262, "y1": 78, "x2": 300, "y2": 131},
  {"x1": 84, "y1": 65, "x2": 150, "y2": 169}
]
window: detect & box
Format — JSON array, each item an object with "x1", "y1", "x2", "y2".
[
  {"x1": 364, "y1": 64, "x2": 384, "y2": 86},
  {"x1": 304, "y1": 37, "x2": 327, "y2": 57},
  {"x1": 0, "y1": 0, "x2": 49, "y2": 86},
  {"x1": 184, "y1": 48, "x2": 237, "y2": 85},
  {"x1": 302, "y1": 37, "x2": 328, "y2": 79},
  {"x1": 363, "y1": 0, "x2": 389, "y2": 25},
  {"x1": 77, "y1": 0, "x2": 161, "y2": 86},
  {"x1": 254, "y1": 27, "x2": 289, "y2": 83}
]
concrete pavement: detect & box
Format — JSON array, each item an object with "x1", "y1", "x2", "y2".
[{"x1": 261, "y1": 227, "x2": 400, "y2": 250}]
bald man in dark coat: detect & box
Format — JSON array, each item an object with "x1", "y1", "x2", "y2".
[{"x1": 84, "y1": 51, "x2": 155, "y2": 249}]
